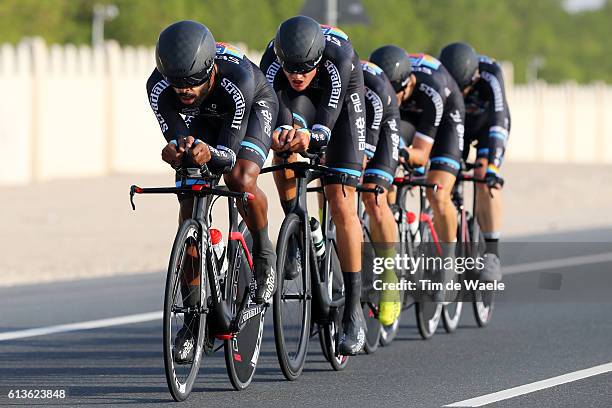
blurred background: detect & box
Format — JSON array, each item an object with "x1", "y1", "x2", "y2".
[{"x1": 1, "y1": 0, "x2": 611, "y2": 286}]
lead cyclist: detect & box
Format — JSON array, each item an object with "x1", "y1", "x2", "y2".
[{"x1": 146, "y1": 21, "x2": 279, "y2": 362}]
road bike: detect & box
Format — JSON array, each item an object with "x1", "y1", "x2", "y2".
[
  {"x1": 451, "y1": 161, "x2": 495, "y2": 328},
  {"x1": 129, "y1": 155, "x2": 266, "y2": 400},
  {"x1": 262, "y1": 152, "x2": 380, "y2": 379}
]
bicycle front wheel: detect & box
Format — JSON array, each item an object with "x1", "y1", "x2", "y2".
[
  {"x1": 273, "y1": 213, "x2": 311, "y2": 381},
  {"x1": 163, "y1": 219, "x2": 207, "y2": 402},
  {"x1": 324, "y1": 240, "x2": 350, "y2": 370},
  {"x1": 414, "y1": 214, "x2": 442, "y2": 340},
  {"x1": 224, "y1": 221, "x2": 264, "y2": 390},
  {"x1": 469, "y1": 219, "x2": 495, "y2": 327}
]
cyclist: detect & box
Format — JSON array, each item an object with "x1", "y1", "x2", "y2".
[
  {"x1": 360, "y1": 60, "x2": 401, "y2": 325},
  {"x1": 369, "y1": 45, "x2": 465, "y2": 303},
  {"x1": 439, "y1": 42, "x2": 510, "y2": 282},
  {"x1": 260, "y1": 16, "x2": 367, "y2": 354},
  {"x1": 147, "y1": 21, "x2": 278, "y2": 362}
]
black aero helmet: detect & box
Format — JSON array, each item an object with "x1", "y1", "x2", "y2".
[
  {"x1": 369, "y1": 45, "x2": 412, "y2": 93},
  {"x1": 439, "y1": 42, "x2": 479, "y2": 90},
  {"x1": 274, "y1": 16, "x2": 325, "y2": 74},
  {"x1": 155, "y1": 20, "x2": 216, "y2": 88}
]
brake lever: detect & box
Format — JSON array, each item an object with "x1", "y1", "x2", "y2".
[
  {"x1": 129, "y1": 185, "x2": 139, "y2": 210},
  {"x1": 374, "y1": 185, "x2": 383, "y2": 206}
]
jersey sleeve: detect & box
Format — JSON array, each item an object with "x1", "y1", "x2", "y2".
[
  {"x1": 146, "y1": 71, "x2": 190, "y2": 142},
  {"x1": 212, "y1": 73, "x2": 255, "y2": 169},
  {"x1": 413, "y1": 81, "x2": 445, "y2": 144},
  {"x1": 364, "y1": 86, "x2": 383, "y2": 158},
  {"x1": 313, "y1": 45, "x2": 354, "y2": 136},
  {"x1": 480, "y1": 62, "x2": 510, "y2": 171}
]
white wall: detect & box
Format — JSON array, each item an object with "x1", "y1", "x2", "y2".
[{"x1": 0, "y1": 39, "x2": 610, "y2": 185}]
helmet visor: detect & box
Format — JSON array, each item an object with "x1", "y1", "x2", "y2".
[
  {"x1": 164, "y1": 64, "x2": 214, "y2": 89},
  {"x1": 280, "y1": 55, "x2": 321, "y2": 74}
]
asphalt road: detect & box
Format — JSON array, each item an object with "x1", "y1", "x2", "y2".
[{"x1": 0, "y1": 229, "x2": 611, "y2": 407}]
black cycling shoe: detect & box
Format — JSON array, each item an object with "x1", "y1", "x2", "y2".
[
  {"x1": 251, "y1": 247, "x2": 277, "y2": 304},
  {"x1": 283, "y1": 237, "x2": 301, "y2": 280},
  {"x1": 173, "y1": 325, "x2": 196, "y2": 364},
  {"x1": 338, "y1": 304, "x2": 366, "y2": 355}
]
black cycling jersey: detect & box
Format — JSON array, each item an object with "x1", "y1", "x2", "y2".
[
  {"x1": 147, "y1": 42, "x2": 278, "y2": 173},
  {"x1": 361, "y1": 60, "x2": 400, "y2": 189},
  {"x1": 260, "y1": 25, "x2": 366, "y2": 186},
  {"x1": 399, "y1": 53, "x2": 465, "y2": 175},
  {"x1": 464, "y1": 55, "x2": 511, "y2": 173}
]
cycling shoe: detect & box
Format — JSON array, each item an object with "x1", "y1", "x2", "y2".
[{"x1": 338, "y1": 304, "x2": 366, "y2": 355}]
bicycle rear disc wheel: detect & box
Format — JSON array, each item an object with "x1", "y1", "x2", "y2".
[
  {"x1": 363, "y1": 302, "x2": 381, "y2": 354},
  {"x1": 224, "y1": 222, "x2": 264, "y2": 390},
  {"x1": 163, "y1": 219, "x2": 207, "y2": 402},
  {"x1": 273, "y1": 213, "x2": 311, "y2": 380}
]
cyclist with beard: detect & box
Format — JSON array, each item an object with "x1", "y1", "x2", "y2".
[
  {"x1": 146, "y1": 21, "x2": 278, "y2": 363},
  {"x1": 439, "y1": 42, "x2": 510, "y2": 283},
  {"x1": 369, "y1": 45, "x2": 465, "y2": 303},
  {"x1": 260, "y1": 16, "x2": 367, "y2": 355}
]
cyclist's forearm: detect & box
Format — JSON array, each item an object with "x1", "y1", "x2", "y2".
[{"x1": 487, "y1": 126, "x2": 508, "y2": 171}]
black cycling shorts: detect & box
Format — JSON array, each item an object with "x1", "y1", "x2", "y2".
[
  {"x1": 363, "y1": 129, "x2": 399, "y2": 190},
  {"x1": 400, "y1": 118, "x2": 463, "y2": 176},
  {"x1": 463, "y1": 115, "x2": 511, "y2": 163},
  {"x1": 277, "y1": 85, "x2": 365, "y2": 187}
]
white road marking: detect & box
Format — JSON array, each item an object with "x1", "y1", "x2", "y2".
[
  {"x1": 504, "y1": 251, "x2": 612, "y2": 275},
  {"x1": 444, "y1": 361, "x2": 612, "y2": 407},
  {"x1": 0, "y1": 311, "x2": 162, "y2": 342}
]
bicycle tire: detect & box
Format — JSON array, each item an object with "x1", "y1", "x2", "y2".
[
  {"x1": 414, "y1": 213, "x2": 442, "y2": 340},
  {"x1": 442, "y1": 219, "x2": 467, "y2": 333},
  {"x1": 324, "y1": 234, "x2": 350, "y2": 370},
  {"x1": 273, "y1": 213, "x2": 311, "y2": 381},
  {"x1": 469, "y1": 217, "x2": 495, "y2": 327},
  {"x1": 360, "y1": 214, "x2": 381, "y2": 354},
  {"x1": 163, "y1": 219, "x2": 207, "y2": 402},
  {"x1": 224, "y1": 221, "x2": 264, "y2": 390}
]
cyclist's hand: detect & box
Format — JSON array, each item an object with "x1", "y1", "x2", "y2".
[
  {"x1": 272, "y1": 125, "x2": 293, "y2": 152},
  {"x1": 191, "y1": 141, "x2": 211, "y2": 166},
  {"x1": 398, "y1": 147, "x2": 411, "y2": 168},
  {"x1": 485, "y1": 168, "x2": 504, "y2": 190},
  {"x1": 178, "y1": 136, "x2": 196, "y2": 152},
  {"x1": 161, "y1": 141, "x2": 182, "y2": 168},
  {"x1": 286, "y1": 128, "x2": 311, "y2": 152}
]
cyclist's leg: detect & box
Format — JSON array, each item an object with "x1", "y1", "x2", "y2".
[
  {"x1": 473, "y1": 125, "x2": 505, "y2": 281},
  {"x1": 224, "y1": 96, "x2": 278, "y2": 304},
  {"x1": 426, "y1": 112, "x2": 463, "y2": 302},
  {"x1": 362, "y1": 119, "x2": 400, "y2": 325},
  {"x1": 324, "y1": 82, "x2": 367, "y2": 355}
]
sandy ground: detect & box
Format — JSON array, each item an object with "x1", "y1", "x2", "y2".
[{"x1": 1, "y1": 162, "x2": 611, "y2": 287}]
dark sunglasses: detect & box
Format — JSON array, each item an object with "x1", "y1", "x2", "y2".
[{"x1": 281, "y1": 56, "x2": 321, "y2": 74}]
